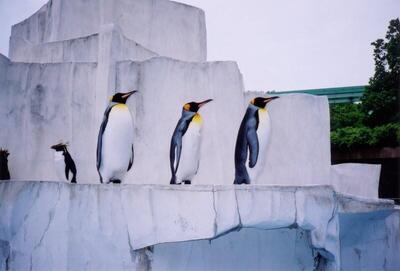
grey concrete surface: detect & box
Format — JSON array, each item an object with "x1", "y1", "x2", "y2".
[
  {"x1": 10, "y1": 0, "x2": 206, "y2": 62},
  {"x1": 0, "y1": 181, "x2": 397, "y2": 271}
]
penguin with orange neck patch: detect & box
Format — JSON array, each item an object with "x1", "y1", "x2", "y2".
[
  {"x1": 97, "y1": 91, "x2": 137, "y2": 184},
  {"x1": 170, "y1": 99, "x2": 213, "y2": 185},
  {"x1": 234, "y1": 96, "x2": 279, "y2": 184}
]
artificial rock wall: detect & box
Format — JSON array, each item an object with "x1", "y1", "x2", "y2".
[
  {"x1": 0, "y1": 0, "x2": 380, "y2": 197},
  {"x1": 9, "y1": 0, "x2": 206, "y2": 62},
  {"x1": 0, "y1": 0, "x2": 399, "y2": 270},
  {"x1": 0, "y1": 181, "x2": 398, "y2": 271}
]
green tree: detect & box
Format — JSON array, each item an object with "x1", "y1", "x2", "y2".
[
  {"x1": 330, "y1": 18, "x2": 400, "y2": 149},
  {"x1": 330, "y1": 103, "x2": 363, "y2": 131},
  {"x1": 361, "y1": 18, "x2": 400, "y2": 127}
]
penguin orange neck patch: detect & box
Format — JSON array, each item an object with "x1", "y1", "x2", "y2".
[
  {"x1": 114, "y1": 104, "x2": 128, "y2": 110},
  {"x1": 192, "y1": 113, "x2": 203, "y2": 124}
]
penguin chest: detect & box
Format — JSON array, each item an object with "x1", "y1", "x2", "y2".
[
  {"x1": 53, "y1": 152, "x2": 68, "y2": 182},
  {"x1": 247, "y1": 109, "x2": 271, "y2": 180},
  {"x1": 176, "y1": 121, "x2": 202, "y2": 181},
  {"x1": 101, "y1": 105, "x2": 134, "y2": 175}
]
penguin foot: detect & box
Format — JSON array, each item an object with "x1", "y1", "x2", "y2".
[
  {"x1": 234, "y1": 178, "x2": 250, "y2": 185},
  {"x1": 183, "y1": 180, "x2": 191, "y2": 185},
  {"x1": 111, "y1": 179, "x2": 121, "y2": 184}
]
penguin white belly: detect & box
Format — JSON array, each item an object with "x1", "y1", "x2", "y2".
[
  {"x1": 100, "y1": 104, "x2": 134, "y2": 182},
  {"x1": 247, "y1": 109, "x2": 271, "y2": 183},
  {"x1": 176, "y1": 121, "x2": 202, "y2": 183},
  {"x1": 53, "y1": 152, "x2": 68, "y2": 182}
]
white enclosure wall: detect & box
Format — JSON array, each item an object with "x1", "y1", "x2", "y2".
[{"x1": 9, "y1": 0, "x2": 206, "y2": 62}]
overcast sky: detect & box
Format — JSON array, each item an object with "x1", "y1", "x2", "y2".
[{"x1": 0, "y1": 0, "x2": 398, "y2": 91}]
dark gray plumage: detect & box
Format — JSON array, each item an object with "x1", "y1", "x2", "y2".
[
  {"x1": 234, "y1": 104, "x2": 259, "y2": 184},
  {"x1": 234, "y1": 96, "x2": 279, "y2": 184},
  {"x1": 169, "y1": 99, "x2": 213, "y2": 185},
  {"x1": 169, "y1": 110, "x2": 195, "y2": 184}
]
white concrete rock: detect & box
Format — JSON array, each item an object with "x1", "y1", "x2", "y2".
[
  {"x1": 9, "y1": 26, "x2": 158, "y2": 64},
  {"x1": 10, "y1": 0, "x2": 206, "y2": 62},
  {"x1": 330, "y1": 163, "x2": 381, "y2": 198},
  {"x1": 2, "y1": 0, "x2": 384, "y2": 200},
  {"x1": 151, "y1": 228, "x2": 315, "y2": 271},
  {"x1": 0, "y1": 0, "x2": 397, "y2": 270},
  {"x1": 0, "y1": 53, "x2": 384, "y2": 200},
  {"x1": 0, "y1": 60, "x2": 98, "y2": 181},
  {"x1": 244, "y1": 92, "x2": 331, "y2": 186},
  {"x1": 0, "y1": 56, "x2": 246, "y2": 184},
  {"x1": 116, "y1": 57, "x2": 245, "y2": 185},
  {"x1": 0, "y1": 181, "x2": 397, "y2": 271}
]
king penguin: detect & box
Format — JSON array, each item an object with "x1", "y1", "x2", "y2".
[
  {"x1": 170, "y1": 99, "x2": 213, "y2": 185},
  {"x1": 97, "y1": 90, "x2": 137, "y2": 184},
  {"x1": 50, "y1": 143, "x2": 77, "y2": 183},
  {"x1": 234, "y1": 96, "x2": 279, "y2": 184}
]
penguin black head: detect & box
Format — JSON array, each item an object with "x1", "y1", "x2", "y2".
[
  {"x1": 0, "y1": 149, "x2": 9, "y2": 160},
  {"x1": 51, "y1": 143, "x2": 68, "y2": 153},
  {"x1": 251, "y1": 96, "x2": 279, "y2": 108},
  {"x1": 111, "y1": 90, "x2": 138, "y2": 104},
  {"x1": 183, "y1": 99, "x2": 213, "y2": 112}
]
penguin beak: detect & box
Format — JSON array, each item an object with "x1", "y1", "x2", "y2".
[
  {"x1": 264, "y1": 96, "x2": 279, "y2": 104},
  {"x1": 197, "y1": 99, "x2": 213, "y2": 108},
  {"x1": 122, "y1": 90, "x2": 138, "y2": 100},
  {"x1": 50, "y1": 145, "x2": 56, "y2": 150}
]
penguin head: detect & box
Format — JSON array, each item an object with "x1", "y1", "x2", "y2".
[
  {"x1": 183, "y1": 99, "x2": 213, "y2": 112},
  {"x1": 110, "y1": 90, "x2": 138, "y2": 104},
  {"x1": 0, "y1": 148, "x2": 9, "y2": 161},
  {"x1": 51, "y1": 143, "x2": 68, "y2": 153},
  {"x1": 251, "y1": 96, "x2": 279, "y2": 108}
]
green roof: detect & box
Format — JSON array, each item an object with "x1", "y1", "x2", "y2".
[{"x1": 267, "y1": 85, "x2": 367, "y2": 104}]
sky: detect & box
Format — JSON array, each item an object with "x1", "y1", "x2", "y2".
[{"x1": 0, "y1": 0, "x2": 399, "y2": 91}]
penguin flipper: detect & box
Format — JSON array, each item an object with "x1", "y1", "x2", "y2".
[
  {"x1": 169, "y1": 142, "x2": 181, "y2": 185},
  {"x1": 65, "y1": 166, "x2": 70, "y2": 181},
  {"x1": 247, "y1": 128, "x2": 259, "y2": 168},
  {"x1": 169, "y1": 116, "x2": 192, "y2": 184},
  {"x1": 170, "y1": 140, "x2": 182, "y2": 176},
  {"x1": 96, "y1": 105, "x2": 113, "y2": 172},
  {"x1": 127, "y1": 144, "x2": 134, "y2": 171}
]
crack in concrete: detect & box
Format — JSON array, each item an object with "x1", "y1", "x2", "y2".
[
  {"x1": 310, "y1": 190, "x2": 339, "y2": 271},
  {"x1": 234, "y1": 188, "x2": 243, "y2": 230},
  {"x1": 5, "y1": 253, "x2": 10, "y2": 271},
  {"x1": 328, "y1": 191, "x2": 339, "y2": 225},
  {"x1": 233, "y1": 188, "x2": 242, "y2": 229},
  {"x1": 211, "y1": 186, "x2": 218, "y2": 236},
  {"x1": 19, "y1": 183, "x2": 41, "y2": 239},
  {"x1": 30, "y1": 184, "x2": 61, "y2": 271},
  {"x1": 116, "y1": 186, "x2": 142, "y2": 268}
]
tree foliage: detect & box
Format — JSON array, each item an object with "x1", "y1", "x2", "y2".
[
  {"x1": 330, "y1": 103, "x2": 363, "y2": 131},
  {"x1": 331, "y1": 123, "x2": 400, "y2": 149},
  {"x1": 331, "y1": 18, "x2": 400, "y2": 149},
  {"x1": 361, "y1": 18, "x2": 400, "y2": 126}
]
